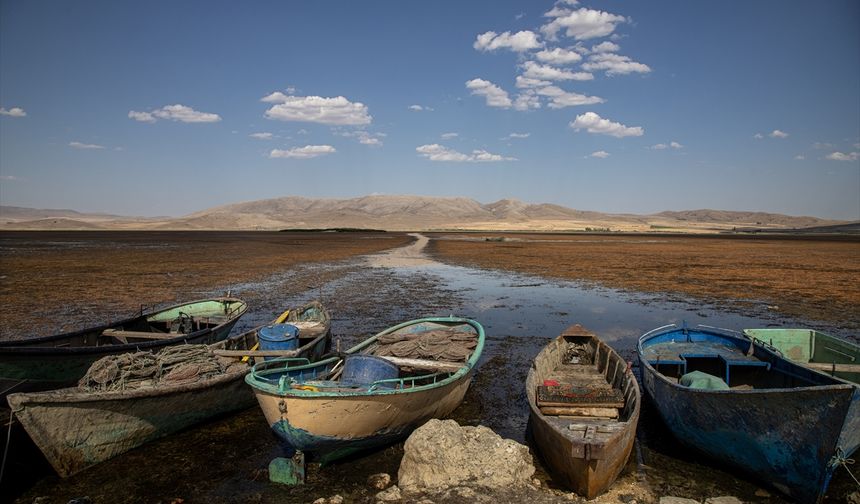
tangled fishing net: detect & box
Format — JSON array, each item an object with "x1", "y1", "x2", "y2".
[
  {"x1": 369, "y1": 326, "x2": 477, "y2": 361},
  {"x1": 79, "y1": 344, "x2": 246, "y2": 392}
]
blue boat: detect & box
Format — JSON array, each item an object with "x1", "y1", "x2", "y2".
[{"x1": 638, "y1": 323, "x2": 859, "y2": 504}]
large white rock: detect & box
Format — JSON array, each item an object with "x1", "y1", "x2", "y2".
[{"x1": 398, "y1": 419, "x2": 535, "y2": 492}]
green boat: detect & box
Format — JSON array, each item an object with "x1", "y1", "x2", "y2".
[
  {"x1": 0, "y1": 297, "x2": 248, "y2": 400},
  {"x1": 743, "y1": 328, "x2": 860, "y2": 385}
]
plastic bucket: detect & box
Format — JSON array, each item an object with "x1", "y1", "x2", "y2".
[
  {"x1": 258, "y1": 324, "x2": 299, "y2": 360},
  {"x1": 341, "y1": 355, "x2": 399, "y2": 386}
]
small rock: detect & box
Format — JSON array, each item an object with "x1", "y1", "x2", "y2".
[
  {"x1": 660, "y1": 498, "x2": 700, "y2": 504},
  {"x1": 67, "y1": 498, "x2": 92, "y2": 504},
  {"x1": 376, "y1": 485, "x2": 402, "y2": 502},
  {"x1": 454, "y1": 487, "x2": 475, "y2": 498},
  {"x1": 753, "y1": 489, "x2": 770, "y2": 498},
  {"x1": 415, "y1": 500, "x2": 435, "y2": 504},
  {"x1": 368, "y1": 472, "x2": 392, "y2": 490},
  {"x1": 532, "y1": 478, "x2": 541, "y2": 487},
  {"x1": 313, "y1": 499, "x2": 326, "y2": 504},
  {"x1": 328, "y1": 496, "x2": 344, "y2": 504},
  {"x1": 704, "y1": 498, "x2": 743, "y2": 504},
  {"x1": 847, "y1": 491, "x2": 860, "y2": 504}
]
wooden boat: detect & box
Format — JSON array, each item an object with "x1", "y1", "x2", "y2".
[
  {"x1": 638, "y1": 323, "x2": 860, "y2": 504},
  {"x1": 526, "y1": 325, "x2": 640, "y2": 498},
  {"x1": 0, "y1": 297, "x2": 248, "y2": 400},
  {"x1": 6, "y1": 301, "x2": 332, "y2": 477},
  {"x1": 743, "y1": 328, "x2": 860, "y2": 385},
  {"x1": 245, "y1": 316, "x2": 484, "y2": 464}
]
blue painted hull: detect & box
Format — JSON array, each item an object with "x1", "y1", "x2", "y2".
[{"x1": 638, "y1": 325, "x2": 859, "y2": 504}]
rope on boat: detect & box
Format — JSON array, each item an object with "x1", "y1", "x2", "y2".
[
  {"x1": 369, "y1": 327, "x2": 477, "y2": 361},
  {"x1": 833, "y1": 447, "x2": 860, "y2": 488},
  {"x1": 79, "y1": 344, "x2": 245, "y2": 392},
  {"x1": 0, "y1": 409, "x2": 13, "y2": 485}
]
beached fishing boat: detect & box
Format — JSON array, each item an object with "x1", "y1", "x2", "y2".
[
  {"x1": 526, "y1": 325, "x2": 640, "y2": 498},
  {"x1": 6, "y1": 301, "x2": 332, "y2": 477},
  {"x1": 245, "y1": 316, "x2": 484, "y2": 465},
  {"x1": 0, "y1": 297, "x2": 248, "y2": 400},
  {"x1": 743, "y1": 328, "x2": 860, "y2": 385},
  {"x1": 638, "y1": 323, "x2": 860, "y2": 504}
]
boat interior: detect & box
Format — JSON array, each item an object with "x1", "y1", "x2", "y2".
[
  {"x1": 533, "y1": 330, "x2": 638, "y2": 440},
  {"x1": 642, "y1": 331, "x2": 844, "y2": 390}
]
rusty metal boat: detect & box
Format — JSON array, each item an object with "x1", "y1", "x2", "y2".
[
  {"x1": 6, "y1": 301, "x2": 331, "y2": 477},
  {"x1": 638, "y1": 323, "x2": 859, "y2": 504},
  {"x1": 526, "y1": 324, "x2": 640, "y2": 498}
]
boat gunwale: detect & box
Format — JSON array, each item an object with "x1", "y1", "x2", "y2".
[
  {"x1": 637, "y1": 324, "x2": 856, "y2": 395},
  {"x1": 0, "y1": 297, "x2": 248, "y2": 355},
  {"x1": 245, "y1": 316, "x2": 485, "y2": 398}
]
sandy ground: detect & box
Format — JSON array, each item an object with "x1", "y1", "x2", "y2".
[{"x1": 427, "y1": 233, "x2": 860, "y2": 334}]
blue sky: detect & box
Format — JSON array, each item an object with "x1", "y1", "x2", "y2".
[{"x1": 1, "y1": 0, "x2": 858, "y2": 220}]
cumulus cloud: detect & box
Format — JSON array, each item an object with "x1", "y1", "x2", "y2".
[
  {"x1": 570, "y1": 112, "x2": 643, "y2": 137},
  {"x1": 465, "y1": 78, "x2": 512, "y2": 108},
  {"x1": 753, "y1": 133, "x2": 764, "y2": 139},
  {"x1": 670, "y1": 141, "x2": 683, "y2": 149},
  {"x1": 521, "y1": 60, "x2": 593, "y2": 81},
  {"x1": 263, "y1": 95, "x2": 371, "y2": 125},
  {"x1": 582, "y1": 52, "x2": 651, "y2": 75},
  {"x1": 541, "y1": 7, "x2": 628, "y2": 41},
  {"x1": 589, "y1": 150, "x2": 610, "y2": 158},
  {"x1": 409, "y1": 104, "x2": 434, "y2": 111},
  {"x1": 591, "y1": 41, "x2": 620, "y2": 53},
  {"x1": 515, "y1": 76, "x2": 553, "y2": 89},
  {"x1": 416, "y1": 144, "x2": 516, "y2": 162},
  {"x1": 129, "y1": 104, "x2": 221, "y2": 123},
  {"x1": 769, "y1": 129, "x2": 789, "y2": 138},
  {"x1": 651, "y1": 141, "x2": 683, "y2": 150},
  {"x1": 513, "y1": 90, "x2": 542, "y2": 111},
  {"x1": 336, "y1": 130, "x2": 386, "y2": 146},
  {"x1": 794, "y1": 155, "x2": 805, "y2": 160},
  {"x1": 0, "y1": 107, "x2": 26, "y2": 117},
  {"x1": 69, "y1": 141, "x2": 106, "y2": 149},
  {"x1": 535, "y1": 86, "x2": 604, "y2": 108},
  {"x1": 249, "y1": 132, "x2": 274, "y2": 140},
  {"x1": 269, "y1": 145, "x2": 336, "y2": 159},
  {"x1": 474, "y1": 30, "x2": 542, "y2": 52},
  {"x1": 508, "y1": 132, "x2": 531, "y2": 139},
  {"x1": 825, "y1": 151, "x2": 859, "y2": 161},
  {"x1": 441, "y1": 132, "x2": 459, "y2": 139},
  {"x1": 534, "y1": 47, "x2": 582, "y2": 65}
]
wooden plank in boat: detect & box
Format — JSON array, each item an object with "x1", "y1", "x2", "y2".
[
  {"x1": 537, "y1": 385, "x2": 624, "y2": 406},
  {"x1": 539, "y1": 406, "x2": 618, "y2": 418}
]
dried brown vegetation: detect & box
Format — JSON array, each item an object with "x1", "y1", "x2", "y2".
[{"x1": 428, "y1": 233, "x2": 860, "y2": 332}]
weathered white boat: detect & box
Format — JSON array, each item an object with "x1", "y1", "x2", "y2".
[
  {"x1": 7, "y1": 301, "x2": 331, "y2": 477},
  {"x1": 244, "y1": 316, "x2": 484, "y2": 463},
  {"x1": 527, "y1": 325, "x2": 640, "y2": 498}
]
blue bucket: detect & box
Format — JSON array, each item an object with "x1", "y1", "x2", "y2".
[
  {"x1": 258, "y1": 324, "x2": 299, "y2": 360},
  {"x1": 341, "y1": 355, "x2": 399, "y2": 386}
]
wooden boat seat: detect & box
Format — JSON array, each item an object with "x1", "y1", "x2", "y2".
[{"x1": 642, "y1": 341, "x2": 771, "y2": 385}]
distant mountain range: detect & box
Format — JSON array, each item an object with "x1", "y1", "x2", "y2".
[{"x1": 0, "y1": 195, "x2": 852, "y2": 233}]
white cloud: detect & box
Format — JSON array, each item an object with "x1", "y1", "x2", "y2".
[
  {"x1": 813, "y1": 142, "x2": 835, "y2": 149},
  {"x1": 261, "y1": 91, "x2": 290, "y2": 103},
  {"x1": 69, "y1": 141, "x2": 106, "y2": 150},
  {"x1": 409, "y1": 104, "x2": 434, "y2": 111},
  {"x1": 337, "y1": 130, "x2": 386, "y2": 146},
  {"x1": 129, "y1": 104, "x2": 221, "y2": 123},
  {"x1": 535, "y1": 86, "x2": 603, "y2": 108},
  {"x1": 769, "y1": 129, "x2": 789, "y2": 138},
  {"x1": 513, "y1": 90, "x2": 542, "y2": 111},
  {"x1": 670, "y1": 141, "x2": 683, "y2": 149},
  {"x1": 794, "y1": 155, "x2": 805, "y2": 160},
  {"x1": 589, "y1": 150, "x2": 610, "y2": 158},
  {"x1": 570, "y1": 112, "x2": 643, "y2": 138},
  {"x1": 650, "y1": 143, "x2": 667, "y2": 150},
  {"x1": 249, "y1": 132, "x2": 274, "y2": 140},
  {"x1": 508, "y1": 132, "x2": 531, "y2": 139},
  {"x1": 825, "y1": 151, "x2": 859, "y2": 161},
  {"x1": 591, "y1": 41, "x2": 620, "y2": 53},
  {"x1": 264, "y1": 95, "x2": 371, "y2": 125},
  {"x1": 269, "y1": 145, "x2": 336, "y2": 159},
  {"x1": 465, "y1": 78, "x2": 512, "y2": 108},
  {"x1": 0, "y1": 107, "x2": 26, "y2": 117},
  {"x1": 754, "y1": 133, "x2": 764, "y2": 139},
  {"x1": 515, "y1": 76, "x2": 553, "y2": 89},
  {"x1": 534, "y1": 47, "x2": 582, "y2": 65},
  {"x1": 582, "y1": 52, "x2": 651, "y2": 75},
  {"x1": 474, "y1": 30, "x2": 542, "y2": 52},
  {"x1": 441, "y1": 132, "x2": 459, "y2": 139},
  {"x1": 541, "y1": 7, "x2": 628, "y2": 41},
  {"x1": 416, "y1": 144, "x2": 516, "y2": 162},
  {"x1": 521, "y1": 60, "x2": 593, "y2": 81}
]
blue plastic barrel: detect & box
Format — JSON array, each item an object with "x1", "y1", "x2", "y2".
[
  {"x1": 258, "y1": 324, "x2": 299, "y2": 360},
  {"x1": 341, "y1": 355, "x2": 399, "y2": 386}
]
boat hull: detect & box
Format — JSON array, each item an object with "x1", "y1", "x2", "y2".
[
  {"x1": 639, "y1": 325, "x2": 859, "y2": 504},
  {"x1": 254, "y1": 373, "x2": 472, "y2": 462},
  {"x1": 527, "y1": 327, "x2": 640, "y2": 498}
]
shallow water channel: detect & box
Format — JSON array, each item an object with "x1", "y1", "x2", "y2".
[{"x1": 7, "y1": 235, "x2": 856, "y2": 503}]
